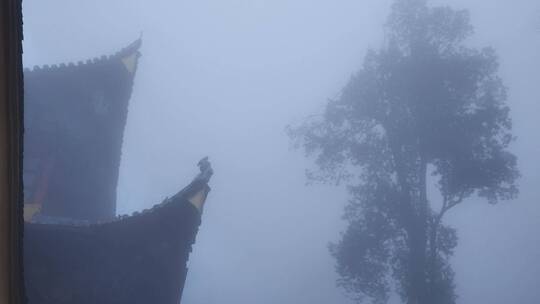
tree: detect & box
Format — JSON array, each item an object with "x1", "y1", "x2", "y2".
[{"x1": 288, "y1": 1, "x2": 519, "y2": 303}]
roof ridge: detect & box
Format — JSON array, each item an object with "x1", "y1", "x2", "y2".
[{"x1": 24, "y1": 38, "x2": 142, "y2": 73}]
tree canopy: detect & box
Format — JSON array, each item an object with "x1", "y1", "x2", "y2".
[{"x1": 288, "y1": 1, "x2": 519, "y2": 303}]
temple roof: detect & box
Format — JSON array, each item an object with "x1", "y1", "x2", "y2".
[
  {"x1": 23, "y1": 39, "x2": 142, "y2": 221},
  {"x1": 23, "y1": 41, "x2": 216, "y2": 304},
  {"x1": 24, "y1": 159, "x2": 213, "y2": 304}
]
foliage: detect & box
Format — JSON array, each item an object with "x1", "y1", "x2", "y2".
[{"x1": 288, "y1": 0, "x2": 519, "y2": 303}]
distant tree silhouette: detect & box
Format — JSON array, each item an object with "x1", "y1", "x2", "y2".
[{"x1": 288, "y1": 1, "x2": 519, "y2": 303}]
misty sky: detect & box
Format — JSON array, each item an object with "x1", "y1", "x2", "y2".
[{"x1": 22, "y1": 1, "x2": 540, "y2": 303}]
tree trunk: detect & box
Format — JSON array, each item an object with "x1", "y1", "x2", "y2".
[
  {"x1": 388, "y1": 135, "x2": 432, "y2": 304},
  {"x1": 407, "y1": 225, "x2": 428, "y2": 304},
  {"x1": 427, "y1": 216, "x2": 441, "y2": 303},
  {"x1": 406, "y1": 159, "x2": 430, "y2": 304}
]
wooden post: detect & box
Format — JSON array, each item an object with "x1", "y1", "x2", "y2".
[{"x1": 0, "y1": 0, "x2": 25, "y2": 302}]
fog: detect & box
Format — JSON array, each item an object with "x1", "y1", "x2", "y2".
[{"x1": 22, "y1": 0, "x2": 540, "y2": 303}]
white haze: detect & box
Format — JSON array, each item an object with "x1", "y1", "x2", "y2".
[{"x1": 22, "y1": 0, "x2": 540, "y2": 303}]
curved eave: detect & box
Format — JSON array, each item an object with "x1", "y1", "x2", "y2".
[
  {"x1": 24, "y1": 189, "x2": 204, "y2": 304},
  {"x1": 27, "y1": 164, "x2": 212, "y2": 227}
]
